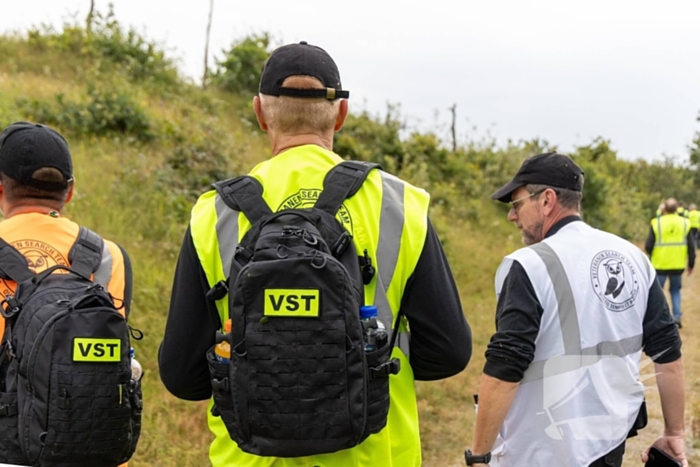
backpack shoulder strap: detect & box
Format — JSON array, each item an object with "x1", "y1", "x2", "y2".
[
  {"x1": 68, "y1": 227, "x2": 104, "y2": 278},
  {"x1": 213, "y1": 176, "x2": 273, "y2": 225},
  {"x1": 0, "y1": 237, "x2": 33, "y2": 283},
  {"x1": 315, "y1": 161, "x2": 382, "y2": 215}
]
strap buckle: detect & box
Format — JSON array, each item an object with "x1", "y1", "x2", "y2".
[
  {"x1": 212, "y1": 377, "x2": 229, "y2": 392},
  {"x1": 206, "y1": 280, "x2": 229, "y2": 302},
  {"x1": 0, "y1": 296, "x2": 21, "y2": 319},
  {"x1": 331, "y1": 231, "x2": 352, "y2": 258},
  {"x1": 369, "y1": 358, "x2": 401, "y2": 379},
  {"x1": 0, "y1": 402, "x2": 17, "y2": 417},
  {"x1": 359, "y1": 249, "x2": 376, "y2": 285}
]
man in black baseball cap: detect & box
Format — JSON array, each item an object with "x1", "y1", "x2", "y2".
[
  {"x1": 0, "y1": 121, "x2": 135, "y2": 405},
  {"x1": 466, "y1": 152, "x2": 686, "y2": 467},
  {"x1": 161, "y1": 41, "x2": 472, "y2": 467}
]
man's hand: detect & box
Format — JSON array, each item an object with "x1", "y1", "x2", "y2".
[
  {"x1": 641, "y1": 435, "x2": 688, "y2": 467},
  {"x1": 686, "y1": 267, "x2": 693, "y2": 277}
]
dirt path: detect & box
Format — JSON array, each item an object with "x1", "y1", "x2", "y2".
[{"x1": 622, "y1": 271, "x2": 700, "y2": 466}]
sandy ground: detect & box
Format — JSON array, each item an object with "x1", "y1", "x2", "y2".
[{"x1": 622, "y1": 270, "x2": 700, "y2": 466}]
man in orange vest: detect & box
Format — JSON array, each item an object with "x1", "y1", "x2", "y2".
[
  {"x1": 0, "y1": 122, "x2": 133, "y2": 337},
  {"x1": 0, "y1": 122, "x2": 134, "y2": 466}
]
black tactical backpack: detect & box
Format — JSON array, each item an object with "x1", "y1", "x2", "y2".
[
  {"x1": 206, "y1": 161, "x2": 402, "y2": 457},
  {"x1": 0, "y1": 227, "x2": 142, "y2": 467}
]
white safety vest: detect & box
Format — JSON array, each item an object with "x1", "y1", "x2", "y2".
[{"x1": 490, "y1": 221, "x2": 653, "y2": 467}]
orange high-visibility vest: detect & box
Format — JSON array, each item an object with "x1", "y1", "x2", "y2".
[{"x1": 0, "y1": 213, "x2": 128, "y2": 341}]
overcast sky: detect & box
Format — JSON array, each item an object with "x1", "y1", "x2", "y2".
[{"x1": 2, "y1": 0, "x2": 700, "y2": 161}]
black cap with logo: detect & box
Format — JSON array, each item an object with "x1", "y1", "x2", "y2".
[
  {"x1": 0, "y1": 122, "x2": 73, "y2": 191},
  {"x1": 491, "y1": 152, "x2": 584, "y2": 203},
  {"x1": 259, "y1": 41, "x2": 349, "y2": 100}
]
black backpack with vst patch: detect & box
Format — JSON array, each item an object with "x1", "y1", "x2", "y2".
[
  {"x1": 206, "y1": 161, "x2": 402, "y2": 457},
  {"x1": 0, "y1": 227, "x2": 142, "y2": 467}
]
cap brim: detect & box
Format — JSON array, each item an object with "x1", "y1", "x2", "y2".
[{"x1": 491, "y1": 179, "x2": 523, "y2": 203}]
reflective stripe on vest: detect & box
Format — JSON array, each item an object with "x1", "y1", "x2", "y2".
[
  {"x1": 93, "y1": 242, "x2": 113, "y2": 287},
  {"x1": 214, "y1": 194, "x2": 239, "y2": 277},
  {"x1": 375, "y1": 173, "x2": 411, "y2": 356},
  {"x1": 651, "y1": 215, "x2": 689, "y2": 270}
]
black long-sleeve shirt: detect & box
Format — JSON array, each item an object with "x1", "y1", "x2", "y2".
[
  {"x1": 484, "y1": 217, "x2": 682, "y2": 383},
  {"x1": 159, "y1": 219, "x2": 472, "y2": 400}
]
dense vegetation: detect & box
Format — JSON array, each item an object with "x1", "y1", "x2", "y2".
[{"x1": 0, "y1": 10, "x2": 698, "y2": 465}]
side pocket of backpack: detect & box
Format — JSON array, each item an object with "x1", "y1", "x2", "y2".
[
  {"x1": 123, "y1": 378, "x2": 143, "y2": 461},
  {"x1": 0, "y1": 391, "x2": 25, "y2": 464},
  {"x1": 364, "y1": 341, "x2": 399, "y2": 435},
  {"x1": 206, "y1": 347, "x2": 243, "y2": 441}
]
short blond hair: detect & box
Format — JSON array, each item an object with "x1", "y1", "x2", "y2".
[
  {"x1": 260, "y1": 94, "x2": 339, "y2": 134},
  {"x1": 259, "y1": 75, "x2": 340, "y2": 134}
]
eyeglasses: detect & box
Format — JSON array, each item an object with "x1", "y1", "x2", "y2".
[{"x1": 508, "y1": 189, "x2": 545, "y2": 212}]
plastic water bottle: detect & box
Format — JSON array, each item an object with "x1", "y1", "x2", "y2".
[
  {"x1": 130, "y1": 348, "x2": 142, "y2": 382},
  {"x1": 214, "y1": 319, "x2": 232, "y2": 364},
  {"x1": 360, "y1": 305, "x2": 388, "y2": 352}
]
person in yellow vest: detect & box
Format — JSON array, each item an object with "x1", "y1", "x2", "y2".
[
  {"x1": 677, "y1": 202, "x2": 689, "y2": 218},
  {"x1": 688, "y1": 204, "x2": 700, "y2": 248},
  {"x1": 645, "y1": 198, "x2": 694, "y2": 328},
  {"x1": 159, "y1": 42, "x2": 472, "y2": 466},
  {"x1": 0, "y1": 122, "x2": 133, "y2": 466}
]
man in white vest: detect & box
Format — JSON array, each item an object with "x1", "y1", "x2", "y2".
[{"x1": 464, "y1": 153, "x2": 687, "y2": 467}]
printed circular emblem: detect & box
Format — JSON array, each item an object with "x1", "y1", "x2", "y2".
[
  {"x1": 590, "y1": 250, "x2": 639, "y2": 312},
  {"x1": 0, "y1": 240, "x2": 68, "y2": 297},
  {"x1": 277, "y1": 189, "x2": 354, "y2": 234}
]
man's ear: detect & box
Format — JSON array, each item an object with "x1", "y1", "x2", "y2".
[
  {"x1": 542, "y1": 188, "x2": 557, "y2": 214},
  {"x1": 253, "y1": 96, "x2": 268, "y2": 131},
  {"x1": 65, "y1": 179, "x2": 75, "y2": 204},
  {"x1": 334, "y1": 99, "x2": 349, "y2": 132}
]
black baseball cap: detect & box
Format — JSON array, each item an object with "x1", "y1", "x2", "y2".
[
  {"x1": 0, "y1": 122, "x2": 73, "y2": 191},
  {"x1": 491, "y1": 152, "x2": 584, "y2": 203},
  {"x1": 259, "y1": 41, "x2": 349, "y2": 100}
]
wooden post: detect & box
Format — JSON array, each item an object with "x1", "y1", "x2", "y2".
[
  {"x1": 86, "y1": 0, "x2": 95, "y2": 32},
  {"x1": 449, "y1": 103, "x2": 457, "y2": 153},
  {"x1": 202, "y1": 0, "x2": 214, "y2": 88}
]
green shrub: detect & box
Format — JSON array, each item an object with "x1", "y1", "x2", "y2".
[
  {"x1": 17, "y1": 85, "x2": 154, "y2": 141},
  {"x1": 212, "y1": 33, "x2": 272, "y2": 96}
]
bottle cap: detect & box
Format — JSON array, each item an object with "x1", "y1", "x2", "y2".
[
  {"x1": 224, "y1": 319, "x2": 232, "y2": 333},
  {"x1": 360, "y1": 305, "x2": 378, "y2": 319}
]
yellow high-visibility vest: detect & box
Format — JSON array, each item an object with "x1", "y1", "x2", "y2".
[
  {"x1": 190, "y1": 145, "x2": 430, "y2": 467},
  {"x1": 650, "y1": 214, "x2": 690, "y2": 270},
  {"x1": 689, "y1": 209, "x2": 700, "y2": 229}
]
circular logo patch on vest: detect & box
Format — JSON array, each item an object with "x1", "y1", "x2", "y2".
[
  {"x1": 0, "y1": 240, "x2": 68, "y2": 297},
  {"x1": 278, "y1": 189, "x2": 354, "y2": 234},
  {"x1": 590, "y1": 250, "x2": 639, "y2": 312}
]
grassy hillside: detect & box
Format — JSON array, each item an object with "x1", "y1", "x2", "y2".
[{"x1": 1, "y1": 17, "x2": 699, "y2": 466}]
